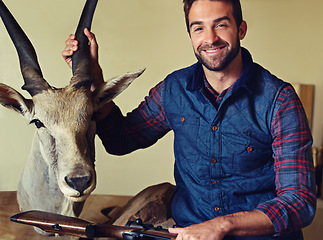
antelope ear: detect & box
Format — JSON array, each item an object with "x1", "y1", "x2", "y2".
[
  {"x1": 0, "y1": 83, "x2": 33, "y2": 119},
  {"x1": 93, "y1": 68, "x2": 145, "y2": 110}
]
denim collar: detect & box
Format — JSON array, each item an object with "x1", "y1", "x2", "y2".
[{"x1": 186, "y1": 47, "x2": 254, "y2": 95}]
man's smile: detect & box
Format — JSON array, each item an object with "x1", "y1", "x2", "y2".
[{"x1": 202, "y1": 45, "x2": 226, "y2": 55}]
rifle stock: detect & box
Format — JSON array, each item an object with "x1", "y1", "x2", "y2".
[{"x1": 10, "y1": 210, "x2": 177, "y2": 240}]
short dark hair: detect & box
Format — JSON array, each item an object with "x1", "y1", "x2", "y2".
[{"x1": 183, "y1": 0, "x2": 243, "y2": 33}]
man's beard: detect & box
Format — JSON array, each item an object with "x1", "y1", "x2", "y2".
[{"x1": 194, "y1": 37, "x2": 240, "y2": 72}]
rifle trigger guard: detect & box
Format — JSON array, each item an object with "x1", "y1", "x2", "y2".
[{"x1": 52, "y1": 223, "x2": 62, "y2": 231}]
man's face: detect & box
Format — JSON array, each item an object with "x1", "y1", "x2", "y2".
[{"x1": 188, "y1": 0, "x2": 245, "y2": 72}]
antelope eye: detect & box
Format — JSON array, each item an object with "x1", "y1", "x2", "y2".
[{"x1": 30, "y1": 119, "x2": 45, "y2": 129}]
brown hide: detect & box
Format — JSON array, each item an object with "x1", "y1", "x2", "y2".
[{"x1": 105, "y1": 182, "x2": 175, "y2": 228}]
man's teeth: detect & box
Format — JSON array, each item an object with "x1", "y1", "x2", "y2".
[{"x1": 205, "y1": 48, "x2": 221, "y2": 53}]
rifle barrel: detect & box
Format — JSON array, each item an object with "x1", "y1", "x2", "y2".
[
  {"x1": 10, "y1": 210, "x2": 93, "y2": 238},
  {"x1": 10, "y1": 210, "x2": 177, "y2": 240}
]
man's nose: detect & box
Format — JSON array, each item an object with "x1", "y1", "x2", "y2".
[{"x1": 204, "y1": 29, "x2": 218, "y2": 45}]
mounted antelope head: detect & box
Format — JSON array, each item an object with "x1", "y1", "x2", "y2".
[{"x1": 0, "y1": 0, "x2": 144, "y2": 230}]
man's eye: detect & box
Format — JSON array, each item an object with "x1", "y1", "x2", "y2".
[
  {"x1": 30, "y1": 119, "x2": 45, "y2": 129},
  {"x1": 216, "y1": 23, "x2": 227, "y2": 28},
  {"x1": 193, "y1": 27, "x2": 203, "y2": 32}
]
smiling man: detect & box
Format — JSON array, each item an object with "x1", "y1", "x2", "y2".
[{"x1": 63, "y1": 0, "x2": 316, "y2": 239}]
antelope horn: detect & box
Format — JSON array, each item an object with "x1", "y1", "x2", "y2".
[
  {"x1": 0, "y1": 0, "x2": 51, "y2": 96},
  {"x1": 70, "y1": 0, "x2": 98, "y2": 89}
]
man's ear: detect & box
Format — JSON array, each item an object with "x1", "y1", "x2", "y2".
[
  {"x1": 239, "y1": 20, "x2": 247, "y2": 40},
  {"x1": 188, "y1": 31, "x2": 192, "y2": 43}
]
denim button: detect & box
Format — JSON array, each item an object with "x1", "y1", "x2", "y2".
[
  {"x1": 247, "y1": 146, "x2": 253, "y2": 152},
  {"x1": 212, "y1": 126, "x2": 218, "y2": 131}
]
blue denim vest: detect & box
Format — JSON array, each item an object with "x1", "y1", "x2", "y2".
[{"x1": 163, "y1": 49, "x2": 301, "y2": 239}]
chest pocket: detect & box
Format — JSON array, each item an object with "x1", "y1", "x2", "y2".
[
  {"x1": 232, "y1": 130, "x2": 273, "y2": 175},
  {"x1": 170, "y1": 113, "x2": 210, "y2": 163}
]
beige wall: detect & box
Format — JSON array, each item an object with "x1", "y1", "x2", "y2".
[{"x1": 0, "y1": 0, "x2": 322, "y2": 196}]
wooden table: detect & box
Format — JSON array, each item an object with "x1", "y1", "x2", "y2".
[
  {"x1": 0, "y1": 191, "x2": 132, "y2": 239},
  {"x1": 2, "y1": 191, "x2": 321, "y2": 239}
]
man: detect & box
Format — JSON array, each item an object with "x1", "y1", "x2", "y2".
[{"x1": 62, "y1": 0, "x2": 316, "y2": 239}]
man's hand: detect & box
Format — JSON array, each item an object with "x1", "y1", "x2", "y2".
[
  {"x1": 62, "y1": 28, "x2": 103, "y2": 91},
  {"x1": 62, "y1": 33, "x2": 77, "y2": 69}
]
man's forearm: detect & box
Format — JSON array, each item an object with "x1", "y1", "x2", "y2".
[
  {"x1": 169, "y1": 209, "x2": 275, "y2": 240},
  {"x1": 222, "y1": 209, "x2": 275, "y2": 237}
]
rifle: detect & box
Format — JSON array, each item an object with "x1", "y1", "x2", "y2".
[{"x1": 10, "y1": 210, "x2": 177, "y2": 240}]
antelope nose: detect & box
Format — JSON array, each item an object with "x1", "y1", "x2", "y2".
[{"x1": 65, "y1": 175, "x2": 92, "y2": 195}]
